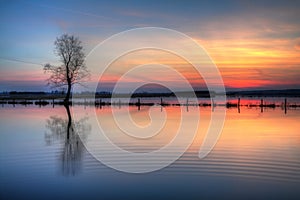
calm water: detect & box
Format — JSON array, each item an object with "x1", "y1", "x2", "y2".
[{"x1": 0, "y1": 103, "x2": 300, "y2": 200}]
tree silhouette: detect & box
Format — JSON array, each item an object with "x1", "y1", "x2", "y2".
[
  {"x1": 45, "y1": 105, "x2": 91, "y2": 176},
  {"x1": 44, "y1": 34, "x2": 90, "y2": 104}
]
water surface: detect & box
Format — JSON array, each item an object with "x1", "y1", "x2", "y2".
[{"x1": 0, "y1": 104, "x2": 299, "y2": 199}]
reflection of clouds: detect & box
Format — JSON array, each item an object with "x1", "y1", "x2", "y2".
[{"x1": 45, "y1": 106, "x2": 91, "y2": 176}]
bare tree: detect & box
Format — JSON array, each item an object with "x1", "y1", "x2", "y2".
[{"x1": 44, "y1": 34, "x2": 89, "y2": 104}]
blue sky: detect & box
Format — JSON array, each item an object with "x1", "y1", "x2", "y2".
[{"x1": 1, "y1": 0, "x2": 300, "y2": 91}]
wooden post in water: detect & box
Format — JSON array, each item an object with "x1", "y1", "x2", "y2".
[
  {"x1": 284, "y1": 98, "x2": 287, "y2": 114},
  {"x1": 186, "y1": 98, "x2": 189, "y2": 112},
  {"x1": 137, "y1": 98, "x2": 141, "y2": 111},
  {"x1": 100, "y1": 99, "x2": 102, "y2": 109},
  {"x1": 52, "y1": 98, "x2": 55, "y2": 108},
  {"x1": 238, "y1": 97, "x2": 240, "y2": 113},
  {"x1": 260, "y1": 99, "x2": 263, "y2": 113}
]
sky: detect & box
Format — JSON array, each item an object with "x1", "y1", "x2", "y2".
[{"x1": 0, "y1": 0, "x2": 300, "y2": 92}]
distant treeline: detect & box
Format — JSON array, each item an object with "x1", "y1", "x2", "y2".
[
  {"x1": 226, "y1": 89, "x2": 300, "y2": 97},
  {"x1": 8, "y1": 91, "x2": 47, "y2": 95},
  {"x1": 1, "y1": 89, "x2": 300, "y2": 100},
  {"x1": 0, "y1": 90, "x2": 213, "y2": 99}
]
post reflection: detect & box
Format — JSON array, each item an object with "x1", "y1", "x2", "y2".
[{"x1": 45, "y1": 105, "x2": 91, "y2": 176}]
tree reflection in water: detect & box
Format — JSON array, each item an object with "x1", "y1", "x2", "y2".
[{"x1": 45, "y1": 105, "x2": 91, "y2": 176}]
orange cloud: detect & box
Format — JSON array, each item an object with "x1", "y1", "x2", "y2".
[{"x1": 294, "y1": 38, "x2": 300, "y2": 50}]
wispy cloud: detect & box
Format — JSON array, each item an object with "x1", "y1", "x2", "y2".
[{"x1": 1, "y1": 0, "x2": 300, "y2": 90}]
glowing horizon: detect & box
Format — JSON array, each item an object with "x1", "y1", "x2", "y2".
[{"x1": 1, "y1": 1, "x2": 300, "y2": 92}]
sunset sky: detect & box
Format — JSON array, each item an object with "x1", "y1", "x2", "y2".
[{"x1": 0, "y1": 0, "x2": 300, "y2": 92}]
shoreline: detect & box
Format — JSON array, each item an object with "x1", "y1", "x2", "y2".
[{"x1": 1, "y1": 97, "x2": 299, "y2": 109}]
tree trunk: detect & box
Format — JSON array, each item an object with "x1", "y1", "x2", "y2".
[{"x1": 64, "y1": 82, "x2": 71, "y2": 105}]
